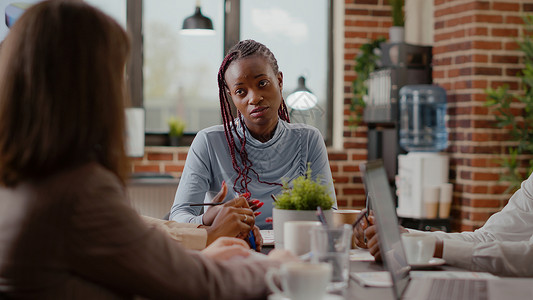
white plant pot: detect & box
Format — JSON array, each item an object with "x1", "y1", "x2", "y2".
[
  {"x1": 389, "y1": 26, "x2": 405, "y2": 43},
  {"x1": 272, "y1": 207, "x2": 333, "y2": 249}
]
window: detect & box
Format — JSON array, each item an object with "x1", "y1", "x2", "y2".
[
  {"x1": 240, "y1": 0, "x2": 330, "y2": 138},
  {"x1": 131, "y1": 0, "x2": 333, "y2": 142},
  {"x1": 143, "y1": 1, "x2": 224, "y2": 133}
]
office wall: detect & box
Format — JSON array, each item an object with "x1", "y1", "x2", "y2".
[{"x1": 132, "y1": 0, "x2": 532, "y2": 232}]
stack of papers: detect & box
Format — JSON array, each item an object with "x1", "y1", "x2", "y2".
[
  {"x1": 349, "y1": 248, "x2": 375, "y2": 261},
  {"x1": 260, "y1": 230, "x2": 275, "y2": 246}
]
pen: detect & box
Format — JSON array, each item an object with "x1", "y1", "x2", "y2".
[
  {"x1": 270, "y1": 194, "x2": 278, "y2": 202},
  {"x1": 351, "y1": 208, "x2": 369, "y2": 229},
  {"x1": 189, "y1": 202, "x2": 226, "y2": 207}
]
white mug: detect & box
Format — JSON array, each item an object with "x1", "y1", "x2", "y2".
[
  {"x1": 265, "y1": 262, "x2": 332, "y2": 300},
  {"x1": 401, "y1": 233, "x2": 436, "y2": 264},
  {"x1": 284, "y1": 221, "x2": 321, "y2": 256}
]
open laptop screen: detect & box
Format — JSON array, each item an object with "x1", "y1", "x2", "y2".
[{"x1": 360, "y1": 160, "x2": 411, "y2": 300}]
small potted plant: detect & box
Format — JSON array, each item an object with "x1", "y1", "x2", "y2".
[
  {"x1": 389, "y1": 0, "x2": 405, "y2": 43},
  {"x1": 273, "y1": 164, "x2": 335, "y2": 248},
  {"x1": 167, "y1": 116, "x2": 186, "y2": 146}
]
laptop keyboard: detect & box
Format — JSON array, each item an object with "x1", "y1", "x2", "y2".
[{"x1": 428, "y1": 279, "x2": 488, "y2": 300}]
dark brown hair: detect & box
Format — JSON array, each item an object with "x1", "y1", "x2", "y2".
[
  {"x1": 0, "y1": 0, "x2": 131, "y2": 187},
  {"x1": 217, "y1": 39, "x2": 290, "y2": 194}
]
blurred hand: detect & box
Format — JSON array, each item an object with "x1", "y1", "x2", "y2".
[
  {"x1": 267, "y1": 249, "x2": 300, "y2": 264},
  {"x1": 353, "y1": 211, "x2": 371, "y2": 249},
  {"x1": 363, "y1": 216, "x2": 381, "y2": 261},
  {"x1": 248, "y1": 225, "x2": 263, "y2": 252},
  {"x1": 201, "y1": 237, "x2": 251, "y2": 261}
]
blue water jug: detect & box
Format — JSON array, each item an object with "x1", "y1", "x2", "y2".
[{"x1": 399, "y1": 85, "x2": 448, "y2": 152}]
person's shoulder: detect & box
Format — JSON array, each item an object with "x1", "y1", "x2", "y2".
[
  {"x1": 62, "y1": 163, "x2": 120, "y2": 190},
  {"x1": 194, "y1": 124, "x2": 225, "y2": 139},
  {"x1": 35, "y1": 162, "x2": 122, "y2": 203},
  {"x1": 198, "y1": 124, "x2": 225, "y2": 134},
  {"x1": 191, "y1": 124, "x2": 226, "y2": 147},
  {"x1": 283, "y1": 121, "x2": 322, "y2": 136}
]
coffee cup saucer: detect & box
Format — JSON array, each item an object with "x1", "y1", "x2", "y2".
[
  {"x1": 409, "y1": 257, "x2": 446, "y2": 269},
  {"x1": 268, "y1": 293, "x2": 344, "y2": 300}
]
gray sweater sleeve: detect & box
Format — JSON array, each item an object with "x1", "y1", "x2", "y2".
[{"x1": 170, "y1": 130, "x2": 211, "y2": 224}]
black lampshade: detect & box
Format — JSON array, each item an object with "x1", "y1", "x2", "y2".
[{"x1": 181, "y1": 6, "x2": 214, "y2": 34}]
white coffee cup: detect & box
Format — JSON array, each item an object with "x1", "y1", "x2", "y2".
[
  {"x1": 265, "y1": 262, "x2": 332, "y2": 300},
  {"x1": 401, "y1": 233, "x2": 436, "y2": 265},
  {"x1": 284, "y1": 221, "x2": 321, "y2": 256}
]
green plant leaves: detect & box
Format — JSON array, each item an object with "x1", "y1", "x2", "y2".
[
  {"x1": 484, "y1": 15, "x2": 533, "y2": 192},
  {"x1": 274, "y1": 163, "x2": 334, "y2": 211}
]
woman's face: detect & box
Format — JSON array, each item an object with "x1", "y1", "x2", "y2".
[{"x1": 224, "y1": 55, "x2": 283, "y2": 141}]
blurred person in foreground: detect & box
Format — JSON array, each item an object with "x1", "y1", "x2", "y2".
[
  {"x1": 353, "y1": 175, "x2": 533, "y2": 277},
  {"x1": 0, "y1": 1, "x2": 294, "y2": 299}
]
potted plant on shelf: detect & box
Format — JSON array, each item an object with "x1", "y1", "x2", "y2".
[
  {"x1": 350, "y1": 37, "x2": 386, "y2": 128},
  {"x1": 167, "y1": 116, "x2": 186, "y2": 146},
  {"x1": 272, "y1": 164, "x2": 335, "y2": 248},
  {"x1": 389, "y1": 0, "x2": 405, "y2": 43}
]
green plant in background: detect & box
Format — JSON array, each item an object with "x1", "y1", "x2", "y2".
[
  {"x1": 350, "y1": 37, "x2": 386, "y2": 127},
  {"x1": 485, "y1": 15, "x2": 533, "y2": 193},
  {"x1": 274, "y1": 163, "x2": 334, "y2": 210},
  {"x1": 390, "y1": 0, "x2": 405, "y2": 27},
  {"x1": 167, "y1": 116, "x2": 186, "y2": 137}
]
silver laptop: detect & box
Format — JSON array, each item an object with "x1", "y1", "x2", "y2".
[{"x1": 360, "y1": 159, "x2": 533, "y2": 300}]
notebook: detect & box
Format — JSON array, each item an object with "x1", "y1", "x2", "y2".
[{"x1": 359, "y1": 159, "x2": 533, "y2": 300}]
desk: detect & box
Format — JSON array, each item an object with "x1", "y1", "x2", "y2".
[
  {"x1": 346, "y1": 259, "x2": 467, "y2": 299},
  {"x1": 262, "y1": 245, "x2": 471, "y2": 300}
]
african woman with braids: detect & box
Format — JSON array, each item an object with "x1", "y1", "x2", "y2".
[{"x1": 170, "y1": 39, "x2": 336, "y2": 230}]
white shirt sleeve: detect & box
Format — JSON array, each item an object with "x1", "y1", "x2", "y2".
[
  {"x1": 412, "y1": 172, "x2": 533, "y2": 276},
  {"x1": 442, "y1": 239, "x2": 533, "y2": 277}
]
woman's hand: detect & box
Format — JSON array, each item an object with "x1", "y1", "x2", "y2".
[
  {"x1": 201, "y1": 237, "x2": 251, "y2": 261},
  {"x1": 202, "y1": 182, "x2": 229, "y2": 226},
  {"x1": 249, "y1": 225, "x2": 263, "y2": 252},
  {"x1": 353, "y1": 211, "x2": 371, "y2": 249},
  {"x1": 205, "y1": 200, "x2": 254, "y2": 245},
  {"x1": 267, "y1": 249, "x2": 300, "y2": 263}
]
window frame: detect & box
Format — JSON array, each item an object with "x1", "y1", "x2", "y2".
[{"x1": 126, "y1": 0, "x2": 333, "y2": 146}]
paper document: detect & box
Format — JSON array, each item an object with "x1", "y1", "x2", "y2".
[
  {"x1": 260, "y1": 230, "x2": 275, "y2": 246},
  {"x1": 349, "y1": 248, "x2": 375, "y2": 261}
]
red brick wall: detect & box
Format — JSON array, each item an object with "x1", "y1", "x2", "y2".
[
  {"x1": 131, "y1": 0, "x2": 392, "y2": 211},
  {"x1": 433, "y1": 0, "x2": 531, "y2": 231},
  {"x1": 132, "y1": 0, "x2": 531, "y2": 231}
]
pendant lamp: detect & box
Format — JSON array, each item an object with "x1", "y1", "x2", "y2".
[
  {"x1": 286, "y1": 76, "x2": 318, "y2": 110},
  {"x1": 181, "y1": 0, "x2": 214, "y2": 35}
]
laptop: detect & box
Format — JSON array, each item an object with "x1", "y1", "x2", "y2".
[{"x1": 360, "y1": 159, "x2": 533, "y2": 300}]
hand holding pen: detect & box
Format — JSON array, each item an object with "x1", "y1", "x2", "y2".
[
  {"x1": 233, "y1": 192, "x2": 263, "y2": 251},
  {"x1": 197, "y1": 182, "x2": 260, "y2": 247},
  {"x1": 352, "y1": 208, "x2": 375, "y2": 249}
]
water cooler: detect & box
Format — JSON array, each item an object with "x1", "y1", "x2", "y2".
[{"x1": 396, "y1": 85, "x2": 451, "y2": 221}]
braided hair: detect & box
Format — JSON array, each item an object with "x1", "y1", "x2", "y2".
[{"x1": 217, "y1": 39, "x2": 291, "y2": 195}]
